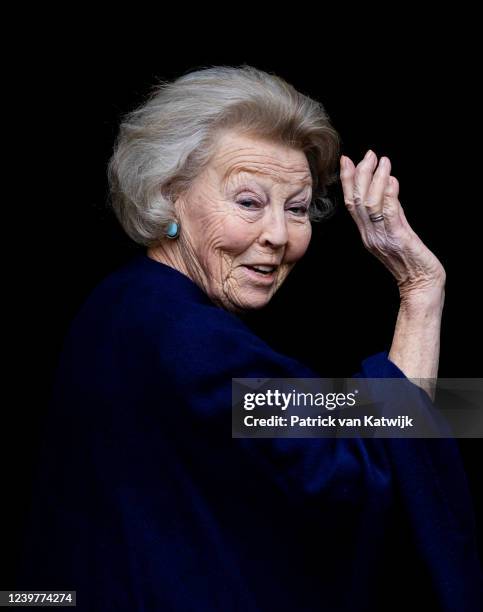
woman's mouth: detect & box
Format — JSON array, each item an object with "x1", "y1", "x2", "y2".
[{"x1": 241, "y1": 264, "x2": 277, "y2": 284}]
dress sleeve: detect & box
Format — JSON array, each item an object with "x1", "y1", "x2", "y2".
[
  {"x1": 358, "y1": 352, "x2": 483, "y2": 611},
  {"x1": 144, "y1": 304, "x2": 482, "y2": 610},
  {"x1": 146, "y1": 303, "x2": 393, "y2": 505}
]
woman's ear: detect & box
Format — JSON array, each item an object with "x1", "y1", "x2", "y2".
[
  {"x1": 160, "y1": 181, "x2": 182, "y2": 222},
  {"x1": 173, "y1": 189, "x2": 194, "y2": 222},
  {"x1": 172, "y1": 195, "x2": 185, "y2": 220}
]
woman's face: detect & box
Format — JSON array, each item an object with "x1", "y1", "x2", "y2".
[{"x1": 173, "y1": 130, "x2": 313, "y2": 312}]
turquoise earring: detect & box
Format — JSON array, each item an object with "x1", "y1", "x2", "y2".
[{"x1": 165, "y1": 220, "x2": 180, "y2": 239}]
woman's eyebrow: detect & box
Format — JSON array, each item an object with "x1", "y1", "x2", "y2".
[
  {"x1": 223, "y1": 167, "x2": 267, "y2": 184},
  {"x1": 225, "y1": 167, "x2": 312, "y2": 194}
]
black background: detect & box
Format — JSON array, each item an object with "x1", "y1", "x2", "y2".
[{"x1": 4, "y1": 40, "x2": 481, "y2": 589}]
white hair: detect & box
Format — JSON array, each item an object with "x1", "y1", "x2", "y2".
[{"x1": 107, "y1": 64, "x2": 340, "y2": 246}]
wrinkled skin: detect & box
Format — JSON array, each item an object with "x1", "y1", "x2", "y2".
[
  {"x1": 340, "y1": 150, "x2": 446, "y2": 302},
  {"x1": 148, "y1": 130, "x2": 313, "y2": 312}
]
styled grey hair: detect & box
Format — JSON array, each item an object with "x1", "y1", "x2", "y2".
[{"x1": 107, "y1": 64, "x2": 341, "y2": 247}]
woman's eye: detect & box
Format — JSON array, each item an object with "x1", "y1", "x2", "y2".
[
  {"x1": 236, "y1": 199, "x2": 307, "y2": 215},
  {"x1": 238, "y1": 199, "x2": 259, "y2": 209},
  {"x1": 289, "y1": 205, "x2": 308, "y2": 215}
]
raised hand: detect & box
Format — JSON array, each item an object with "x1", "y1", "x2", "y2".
[{"x1": 340, "y1": 150, "x2": 446, "y2": 303}]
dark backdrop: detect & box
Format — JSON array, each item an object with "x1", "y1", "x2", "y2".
[{"x1": 4, "y1": 48, "x2": 481, "y2": 588}]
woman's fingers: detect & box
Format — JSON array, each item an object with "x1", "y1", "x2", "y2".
[
  {"x1": 340, "y1": 151, "x2": 446, "y2": 294},
  {"x1": 341, "y1": 150, "x2": 390, "y2": 245},
  {"x1": 362, "y1": 156, "x2": 393, "y2": 242},
  {"x1": 386, "y1": 176, "x2": 412, "y2": 233},
  {"x1": 366, "y1": 156, "x2": 391, "y2": 218},
  {"x1": 341, "y1": 152, "x2": 405, "y2": 239},
  {"x1": 352, "y1": 150, "x2": 379, "y2": 229},
  {"x1": 382, "y1": 176, "x2": 412, "y2": 241},
  {"x1": 340, "y1": 155, "x2": 365, "y2": 235}
]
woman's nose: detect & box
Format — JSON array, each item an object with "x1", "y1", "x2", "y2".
[{"x1": 258, "y1": 208, "x2": 289, "y2": 249}]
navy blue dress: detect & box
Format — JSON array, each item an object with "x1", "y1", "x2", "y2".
[{"x1": 16, "y1": 253, "x2": 482, "y2": 611}]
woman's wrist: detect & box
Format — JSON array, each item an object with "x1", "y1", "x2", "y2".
[
  {"x1": 399, "y1": 285, "x2": 445, "y2": 317},
  {"x1": 398, "y1": 270, "x2": 446, "y2": 312},
  {"x1": 388, "y1": 284, "x2": 445, "y2": 394},
  {"x1": 398, "y1": 267, "x2": 446, "y2": 309}
]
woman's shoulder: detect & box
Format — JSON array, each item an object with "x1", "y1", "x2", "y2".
[
  {"x1": 64, "y1": 255, "x2": 281, "y2": 351},
  {"x1": 102, "y1": 253, "x2": 255, "y2": 337},
  {"x1": 66, "y1": 253, "x2": 218, "y2": 336},
  {"x1": 98, "y1": 254, "x2": 321, "y2": 378}
]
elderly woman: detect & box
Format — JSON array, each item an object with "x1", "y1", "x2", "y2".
[{"x1": 17, "y1": 66, "x2": 481, "y2": 611}]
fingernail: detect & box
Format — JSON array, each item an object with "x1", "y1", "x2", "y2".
[
  {"x1": 379, "y1": 157, "x2": 387, "y2": 168},
  {"x1": 365, "y1": 150, "x2": 374, "y2": 161},
  {"x1": 340, "y1": 156, "x2": 346, "y2": 169}
]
